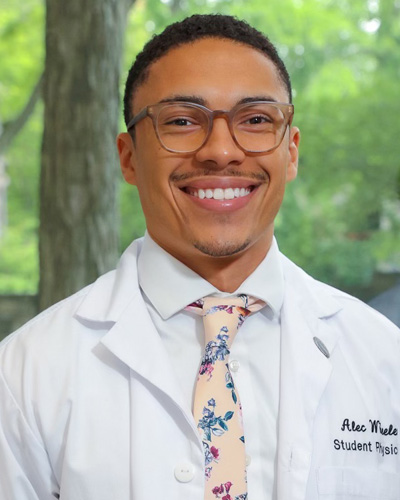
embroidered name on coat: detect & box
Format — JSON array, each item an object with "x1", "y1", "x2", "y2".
[{"x1": 332, "y1": 418, "x2": 399, "y2": 457}]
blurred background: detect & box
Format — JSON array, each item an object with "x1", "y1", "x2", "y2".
[{"x1": 0, "y1": 0, "x2": 399, "y2": 337}]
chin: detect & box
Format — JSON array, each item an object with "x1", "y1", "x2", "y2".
[{"x1": 193, "y1": 238, "x2": 251, "y2": 258}]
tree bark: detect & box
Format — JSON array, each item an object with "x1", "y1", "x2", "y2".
[{"x1": 39, "y1": 0, "x2": 134, "y2": 310}]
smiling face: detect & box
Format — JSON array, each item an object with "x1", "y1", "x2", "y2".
[{"x1": 118, "y1": 38, "x2": 300, "y2": 280}]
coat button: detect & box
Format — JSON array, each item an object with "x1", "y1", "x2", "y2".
[
  {"x1": 229, "y1": 359, "x2": 240, "y2": 372},
  {"x1": 174, "y1": 462, "x2": 195, "y2": 483}
]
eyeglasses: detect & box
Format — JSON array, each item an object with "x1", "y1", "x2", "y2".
[{"x1": 127, "y1": 100, "x2": 294, "y2": 154}]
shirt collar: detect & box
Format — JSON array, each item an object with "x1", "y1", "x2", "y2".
[{"x1": 138, "y1": 232, "x2": 284, "y2": 320}]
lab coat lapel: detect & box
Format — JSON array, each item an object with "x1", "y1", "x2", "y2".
[
  {"x1": 74, "y1": 240, "x2": 199, "y2": 439},
  {"x1": 98, "y1": 293, "x2": 196, "y2": 428},
  {"x1": 276, "y1": 260, "x2": 342, "y2": 500}
]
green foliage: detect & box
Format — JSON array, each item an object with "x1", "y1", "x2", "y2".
[
  {"x1": 276, "y1": 184, "x2": 376, "y2": 288},
  {"x1": 1, "y1": 0, "x2": 400, "y2": 293},
  {"x1": 0, "y1": 0, "x2": 44, "y2": 118},
  {"x1": 0, "y1": 0, "x2": 43, "y2": 291},
  {"x1": 0, "y1": 115, "x2": 41, "y2": 292}
]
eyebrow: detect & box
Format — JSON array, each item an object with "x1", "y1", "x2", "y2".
[
  {"x1": 238, "y1": 95, "x2": 278, "y2": 104},
  {"x1": 158, "y1": 94, "x2": 280, "y2": 107},
  {"x1": 159, "y1": 95, "x2": 206, "y2": 106}
]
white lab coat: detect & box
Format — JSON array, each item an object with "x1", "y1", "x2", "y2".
[{"x1": 0, "y1": 238, "x2": 399, "y2": 500}]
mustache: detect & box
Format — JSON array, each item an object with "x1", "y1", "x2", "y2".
[{"x1": 170, "y1": 169, "x2": 268, "y2": 183}]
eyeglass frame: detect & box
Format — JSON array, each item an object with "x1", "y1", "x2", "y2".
[{"x1": 126, "y1": 100, "x2": 295, "y2": 154}]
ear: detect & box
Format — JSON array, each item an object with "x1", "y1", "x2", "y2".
[
  {"x1": 286, "y1": 126, "x2": 300, "y2": 182},
  {"x1": 117, "y1": 132, "x2": 137, "y2": 186}
]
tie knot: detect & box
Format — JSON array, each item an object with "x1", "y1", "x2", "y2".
[
  {"x1": 186, "y1": 294, "x2": 265, "y2": 347},
  {"x1": 202, "y1": 295, "x2": 248, "y2": 313},
  {"x1": 186, "y1": 294, "x2": 264, "y2": 317}
]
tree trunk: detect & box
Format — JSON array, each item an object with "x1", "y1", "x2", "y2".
[{"x1": 40, "y1": 0, "x2": 134, "y2": 310}]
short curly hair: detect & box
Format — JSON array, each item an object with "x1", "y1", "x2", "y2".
[{"x1": 123, "y1": 14, "x2": 292, "y2": 125}]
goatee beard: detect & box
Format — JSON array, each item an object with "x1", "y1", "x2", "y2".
[{"x1": 193, "y1": 239, "x2": 251, "y2": 257}]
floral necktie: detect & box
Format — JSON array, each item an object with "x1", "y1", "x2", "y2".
[{"x1": 186, "y1": 294, "x2": 265, "y2": 500}]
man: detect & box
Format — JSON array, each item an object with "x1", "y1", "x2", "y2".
[{"x1": 1, "y1": 14, "x2": 399, "y2": 500}]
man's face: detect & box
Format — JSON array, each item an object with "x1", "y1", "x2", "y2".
[{"x1": 118, "y1": 38, "x2": 299, "y2": 269}]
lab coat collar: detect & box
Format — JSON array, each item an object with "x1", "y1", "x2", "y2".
[
  {"x1": 280, "y1": 253, "x2": 343, "y2": 321},
  {"x1": 75, "y1": 237, "x2": 343, "y2": 323},
  {"x1": 75, "y1": 239, "x2": 144, "y2": 323},
  {"x1": 76, "y1": 237, "x2": 293, "y2": 325}
]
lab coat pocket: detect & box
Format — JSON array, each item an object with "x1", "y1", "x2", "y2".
[{"x1": 317, "y1": 466, "x2": 400, "y2": 500}]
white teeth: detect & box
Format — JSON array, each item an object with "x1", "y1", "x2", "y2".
[
  {"x1": 214, "y1": 188, "x2": 224, "y2": 200},
  {"x1": 189, "y1": 187, "x2": 251, "y2": 200}
]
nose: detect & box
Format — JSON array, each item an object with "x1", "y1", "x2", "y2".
[{"x1": 194, "y1": 117, "x2": 246, "y2": 168}]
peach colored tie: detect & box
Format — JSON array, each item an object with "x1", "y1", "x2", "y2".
[{"x1": 187, "y1": 295, "x2": 265, "y2": 500}]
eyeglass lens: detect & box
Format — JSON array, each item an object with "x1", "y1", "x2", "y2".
[{"x1": 155, "y1": 103, "x2": 287, "y2": 153}]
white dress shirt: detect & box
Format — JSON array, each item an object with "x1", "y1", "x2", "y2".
[{"x1": 138, "y1": 233, "x2": 284, "y2": 500}]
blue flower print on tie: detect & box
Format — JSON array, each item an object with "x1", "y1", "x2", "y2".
[
  {"x1": 199, "y1": 327, "x2": 231, "y2": 381},
  {"x1": 203, "y1": 302, "x2": 251, "y2": 328},
  {"x1": 225, "y1": 367, "x2": 238, "y2": 403},
  {"x1": 198, "y1": 399, "x2": 234, "y2": 442},
  {"x1": 204, "y1": 304, "x2": 235, "y2": 316}
]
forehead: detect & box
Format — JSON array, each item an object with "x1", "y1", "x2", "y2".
[{"x1": 133, "y1": 38, "x2": 288, "y2": 112}]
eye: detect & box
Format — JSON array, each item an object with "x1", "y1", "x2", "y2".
[
  {"x1": 158, "y1": 104, "x2": 206, "y2": 132},
  {"x1": 245, "y1": 115, "x2": 273, "y2": 125},
  {"x1": 235, "y1": 104, "x2": 283, "y2": 130},
  {"x1": 166, "y1": 117, "x2": 195, "y2": 126},
  {"x1": 237, "y1": 113, "x2": 275, "y2": 131}
]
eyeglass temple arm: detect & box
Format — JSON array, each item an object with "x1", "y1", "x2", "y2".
[
  {"x1": 288, "y1": 108, "x2": 295, "y2": 126},
  {"x1": 127, "y1": 107, "x2": 149, "y2": 131}
]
